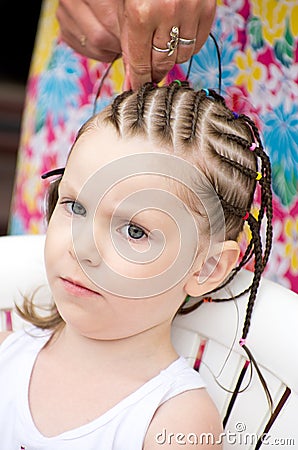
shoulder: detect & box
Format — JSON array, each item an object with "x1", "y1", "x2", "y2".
[
  {"x1": 0, "y1": 331, "x2": 13, "y2": 345},
  {"x1": 144, "y1": 388, "x2": 223, "y2": 449}
]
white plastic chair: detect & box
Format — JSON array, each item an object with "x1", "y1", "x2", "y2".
[{"x1": 0, "y1": 234, "x2": 297, "y2": 449}]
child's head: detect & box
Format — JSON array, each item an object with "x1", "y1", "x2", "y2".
[{"x1": 36, "y1": 82, "x2": 272, "y2": 342}]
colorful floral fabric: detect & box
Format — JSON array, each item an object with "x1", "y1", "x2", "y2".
[{"x1": 9, "y1": 0, "x2": 298, "y2": 292}]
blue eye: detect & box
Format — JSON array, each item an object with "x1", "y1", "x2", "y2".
[
  {"x1": 128, "y1": 224, "x2": 146, "y2": 239},
  {"x1": 118, "y1": 223, "x2": 148, "y2": 241},
  {"x1": 61, "y1": 200, "x2": 86, "y2": 217}
]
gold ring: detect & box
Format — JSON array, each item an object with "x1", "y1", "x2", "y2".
[
  {"x1": 152, "y1": 26, "x2": 179, "y2": 57},
  {"x1": 79, "y1": 34, "x2": 87, "y2": 47}
]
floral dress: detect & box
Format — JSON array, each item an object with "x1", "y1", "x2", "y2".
[{"x1": 9, "y1": 0, "x2": 298, "y2": 293}]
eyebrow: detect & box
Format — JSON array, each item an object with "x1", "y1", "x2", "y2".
[{"x1": 58, "y1": 179, "x2": 78, "y2": 195}]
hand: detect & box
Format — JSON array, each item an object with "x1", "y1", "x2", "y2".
[
  {"x1": 56, "y1": 0, "x2": 122, "y2": 62},
  {"x1": 56, "y1": 0, "x2": 217, "y2": 90},
  {"x1": 119, "y1": 0, "x2": 217, "y2": 89}
]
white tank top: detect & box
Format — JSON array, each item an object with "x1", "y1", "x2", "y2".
[{"x1": 0, "y1": 326, "x2": 205, "y2": 450}]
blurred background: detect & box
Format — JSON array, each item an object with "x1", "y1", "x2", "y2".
[{"x1": 0, "y1": 1, "x2": 42, "y2": 235}]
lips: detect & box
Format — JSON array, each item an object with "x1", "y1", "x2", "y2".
[{"x1": 60, "y1": 277, "x2": 101, "y2": 298}]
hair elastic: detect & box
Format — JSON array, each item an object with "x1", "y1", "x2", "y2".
[
  {"x1": 232, "y1": 112, "x2": 239, "y2": 119},
  {"x1": 184, "y1": 295, "x2": 191, "y2": 304},
  {"x1": 173, "y1": 79, "x2": 182, "y2": 86},
  {"x1": 41, "y1": 167, "x2": 65, "y2": 179},
  {"x1": 203, "y1": 297, "x2": 212, "y2": 303},
  {"x1": 239, "y1": 338, "x2": 246, "y2": 347},
  {"x1": 256, "y1": 172, "x2": 262, "y2": 181},
  {"x1": 242, "y1": 211, "x2": 249, "y2": 221},
  {"x1": 249, "y1": 142, "x2": 259, "y2": 151},
  {"x1": 202, "y1": 88, "x2": 210, "y2": 96}
]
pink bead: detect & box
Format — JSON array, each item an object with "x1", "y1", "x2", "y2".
[
  {"x1": 249, "y1": 143, "x2": 257, "y2": 151},
  {"x1": 239, "y1": 338, "x2": 246, "y2": 347}
]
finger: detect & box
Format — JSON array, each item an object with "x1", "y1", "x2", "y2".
[
  {"x1": 193, "y1": 0, "x2": 217, "y2": 54},
  {"x1": 120, "y1": 0, "x2": 181, "y2": 89},
  {"x1": 121, "y1": 14, "x2": 154, "y2": 90},
  {"x1": 57, "y1": 0, "x2": 121, "y2": 61},
  {"x1": 86, "y1": 0, "x2": 121, "y2": 40},
  {"x1": 151, "y1": 24, "x2": 180, "y2": 84},
  {"x1": 170, "y1": 1, "x2": 201, "y2": 64}
]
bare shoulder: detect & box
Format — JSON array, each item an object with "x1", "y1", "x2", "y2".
[
  {"x1": 144, "y1": 388, "x2": 223, "y2": 449},
  {"x1": 0, "y1": 331, "x2": 12, "y2": 345}
]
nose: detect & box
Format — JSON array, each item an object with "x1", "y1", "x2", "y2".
[{"x1": 69, "y1": 226, "x2": 102, "y2": 267}]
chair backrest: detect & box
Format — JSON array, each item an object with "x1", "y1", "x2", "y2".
[
  {"x1": 1, "y1": 234, "x2": 297, "y2": 449},
  {"x1": 172, "y1": 271, "x2": 298, "y2": 449},
  {"x1": 0, "y1": 234, "x2": 49, "y2": 330}
]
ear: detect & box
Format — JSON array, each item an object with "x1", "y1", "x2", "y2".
[{"x1": 184, "y1": 241, "x2": 240, "y2": 297}]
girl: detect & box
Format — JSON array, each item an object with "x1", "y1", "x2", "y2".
[{"x1": 0, "y1": 82, "x2": 272, "y2": 449}]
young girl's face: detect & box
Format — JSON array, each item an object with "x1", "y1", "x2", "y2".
[{"x1": 44, "y1": 125, "x2": 209, "y2": 340}]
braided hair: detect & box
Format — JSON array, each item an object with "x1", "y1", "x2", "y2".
[
  {"x1": 97, "y1": 81, "x2": 273, "y2": 346},
  {"x1": 25, "y1": 81, "x2": 272, "y2": 348}
]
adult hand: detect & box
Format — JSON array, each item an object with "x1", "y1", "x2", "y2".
[
  {"x1": 56, "y1": 0, "x2": 217, "y2": 90},
  {"x1": 119, "y1": 0, "x2": 217, "y2": 89},
  {"x1": 56, "y1": 0, "x2": 122, "y2": 63}
]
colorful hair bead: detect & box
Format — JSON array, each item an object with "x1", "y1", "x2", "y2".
[
  {"x1": 232, "y1": 112, "x2": 239, "y2": 119},
  {"x1": 173, "y1": 79, "x2": 182, "y2": 86},
  {"x1": 249, "y1": 142, "x2": 259, "y2": 151},
  {"x1": 239, "y1": 338, "x2": 246, "y2": 347},
  {"x1": 256, "y1": 172, "x2": 262, "y2": 181},
  {"x1": 242, "y1": 211, "x2": 249, "y2": 221},
  {"x1": 202, "y1": 88, "x2": 210, "y2": 96},
  {"x1": 203, "y1": 297, "x2": 213, "y2": 303},
  {"x1": 184, "y1": 294, "x2": 191, "y2": 304}
]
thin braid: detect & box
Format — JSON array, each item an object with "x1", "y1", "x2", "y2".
[
  {"x1": 209, "y1": 152, "x2": 271, "y2": 300},
  {"x1": 110, "y1": 90, "x2": 133, "y2": 131},
  {"x1": 242, "y1": 115, "x2": 273, "y2": 268},
  {"x1": 207, "y1": 88, "x2": 225, "y2": 104},
  {"x1": 134, "y1": 82, "x2": 156, "y2": 130},
  {"x1": 256, "y1": 149, "x2": 273, "y2": 268},
  {"x1": 212, "y1": 124, "x2": 272, "y2": 289},
  {"x1": 220, "y1": 154, "x2": 258, "y2": 180},
  {"x1": 164, "y1": 82, "x2": 184, "y2": 132},
  {"x1": 189, "y1": 90, "x2": 207, "y2": 141},
  {"x1": 221, "y1": 132, "x2": 254, "y2": 151},
  {"x1": 241, "y1": 214, "x2": 264, "y2": 339}
]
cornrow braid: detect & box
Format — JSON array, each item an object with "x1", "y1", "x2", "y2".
[
  {"x1": 188, "y1": 90, "x2": 207, "y2": 142},
  {"x1": 28, "y1": 81, "x2": 274, "y2": 374},
  {"x1": 163, "y1": 81, "x2": 186, "y2": 135},
  {"x1": 98, "y1": 83, "x2": 273, "y2": 345},
  {"x1": 133, "y1": 82, "x2": 156, "y2": 131},
  {"x1": 219, "y1": 153, "x2": 259, "y2": 181},
  {"x1": 244, "y1": 118, "x2": 273, "y2": 268},
  {"x1": 109, "y1": 90, "x2": 134, "y2": 132},
  {"x1": 241, "y1": 213, "x2": 264, "y2": 340},
  {"x1": 235, "y1": 114, "x2": 273, "y2": 271},
  {"x1": 182, "y1": 200, "x2": 265, "y2": 341},
  {"x1": 205, "y1": 88, "x2": 225, "y2": 103},
  {"x1": 214, "y1": 116, "x2": 271, "y2": 287},
  {"x1": 179, "y1": 95, "x2": 272, "y2": 336}
]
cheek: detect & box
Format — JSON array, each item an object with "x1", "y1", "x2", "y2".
[
  {"x1": 44, "y1": 211, "x2": 69, "y2": 274},
  {"x1": 44, "y1": 226, "x2": 58, "y2": 279},
  {"x1": 100, "y1": 227, "x2": 182, "y2": 280}
]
